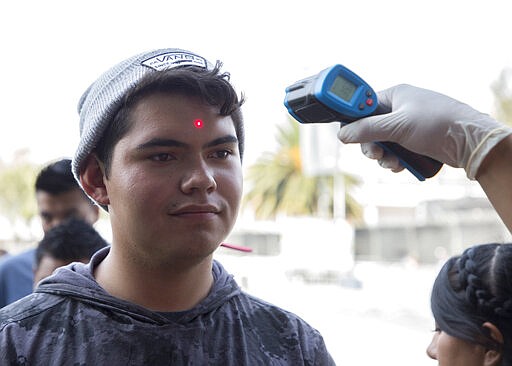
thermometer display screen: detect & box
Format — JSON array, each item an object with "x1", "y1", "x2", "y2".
[{"x1": 329, "y1": 75, "x2": 357, "y2": 102}]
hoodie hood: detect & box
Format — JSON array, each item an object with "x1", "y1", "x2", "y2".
[{"x1": 35, "y1": 247, "x2": 241, "y2": 325}]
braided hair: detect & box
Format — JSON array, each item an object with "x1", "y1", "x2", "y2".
[{"x1": 431, "y1": 243, "x2": 512, "y2": 364}]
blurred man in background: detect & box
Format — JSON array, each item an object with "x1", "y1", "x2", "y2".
[{"x1": 0, "y1": 158, "x2": 99, "y2": 307}]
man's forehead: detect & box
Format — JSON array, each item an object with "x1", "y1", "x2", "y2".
[
  {"x1": 127, "y1": 98, "x2": 237, "y2": 141},
  {"x1": 36, "y1": 189, "x2": 89, "y2": 206}
]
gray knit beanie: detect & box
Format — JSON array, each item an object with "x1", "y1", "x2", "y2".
[{"x1": 72, "y1": 48, "x2": 214, "y2": 181}]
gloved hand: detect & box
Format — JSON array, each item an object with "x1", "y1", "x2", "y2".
[{"x1": 337, "y1": 84, "x2": 512, "y2": 179}]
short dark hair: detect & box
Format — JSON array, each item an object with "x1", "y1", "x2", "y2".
[
  {"x1": 35, "y1": 218, "x2": 109, "y2": 267},
  {"x1": 95, "y1": 62, "x2": 245, "y2": 177},
  {"x1": 35, "y1": 159, "x2": 79, "y2": 194},
  {"x1": 431, "y1": 243, "x2": 512, "y2": 363}
]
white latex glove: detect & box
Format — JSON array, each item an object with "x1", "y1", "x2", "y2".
[{"x1": 337, "y1": 84, "x2": 512, "y2": 179}]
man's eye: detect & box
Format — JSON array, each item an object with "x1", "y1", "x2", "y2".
[
  {"x1": 211, "y1": 150, "x2": 232, "y2": 159},
  {"x1": 150, "y1": 153, "x2": 175, "y2": 162},
  {"x1": 41, "y1": 215, "x2": 52, "y2": 223}
]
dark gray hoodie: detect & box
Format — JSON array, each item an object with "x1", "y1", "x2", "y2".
[{"x1": 0, "y1": 248, "x2": 335, "y2": 365}]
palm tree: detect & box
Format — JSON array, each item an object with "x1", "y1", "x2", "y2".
[
  {"x1": 0, "y1": 150, "x2": 40, "y2": 240},
  {"x1": 243, "y1": 118, "x2": 362, "y2": 223},
  {"x1": 492, "y1": 67, "x2": 512, "y2": 126}
]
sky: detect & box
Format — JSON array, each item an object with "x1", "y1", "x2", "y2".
[{"x1": 1, "y1": 0, "x2": 511, "y2": 171}]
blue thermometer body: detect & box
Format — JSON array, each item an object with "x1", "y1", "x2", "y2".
[{"x1": 284, "y1": 64, "x2": 443, "y2": 181}]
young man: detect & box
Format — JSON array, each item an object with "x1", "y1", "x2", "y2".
[
  {"x1": 0, "y1": 158, "x2": 99, "y2": 307},
  {"x1": 0, "y1": 48, "x2": 335, "y2": 365},
  {"x1": 33, "y1": 218, "x2": 109, "y2": 286}
]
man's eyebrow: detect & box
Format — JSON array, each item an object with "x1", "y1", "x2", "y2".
[
  {"x1": 39, "y1": 208, "x2": 78, "y2": 219},
  {"x1": 136, "y1": 138, "x2": 187, "y2": 150},
  {"x1": 136, "y1": 135, "x2": 238, "y2": 150},
  {"x1": 204, "y1": 135, "x2": 238, "y2": 148}
]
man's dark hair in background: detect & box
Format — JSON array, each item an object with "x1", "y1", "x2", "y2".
[{"x1": 33, "y1": 218, "x2": 108, "y2": 286}]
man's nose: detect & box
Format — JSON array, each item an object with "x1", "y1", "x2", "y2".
[
  {"x1": 49, "y1": 217, "x2": 67, "y2": 230},
  {"x1": 180, "y1": 161, "x2": 217, "y2": 194},
  {"x1": 426, "y1": 337, "x2": 437, "y2": 360}
]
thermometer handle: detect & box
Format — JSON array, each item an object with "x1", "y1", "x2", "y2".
[
  {"x1": 368, "y1": 105, "x2": 443, "y2": 180},
  {"x1": 375, "y1": 141, "x2": 443, "y2": 180}
]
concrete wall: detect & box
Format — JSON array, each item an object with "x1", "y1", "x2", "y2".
[{"x1": 354, "y1": 219, "x2": 511, "y2": 264}]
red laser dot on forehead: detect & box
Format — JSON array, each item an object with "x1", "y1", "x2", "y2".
[{"x1": 194, "y1": 119, "x2": 204, "y2": 129}]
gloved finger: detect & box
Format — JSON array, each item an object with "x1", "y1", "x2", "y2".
[
  {"x1": 378, "y1": 154, "x2": 405, "y2": 172},
  {"x1": 375, "y1": 85, "x2": 397, "y2": 108},
  {"x1": 361, "y1": 142, "x2": 384, "y2": 160},
  {"x1": 337, "y1": 112, "x2": 401, "y2": 144}
]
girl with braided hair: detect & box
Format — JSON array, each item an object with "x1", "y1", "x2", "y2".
[{"x1": 427, "y1": 243, "x2": 512, "y2": 365}]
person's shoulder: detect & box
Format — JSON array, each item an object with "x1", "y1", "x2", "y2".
[
  {"x1": 238, "y1": 291, "x2": 297, "y2": 314},
  {"x1": 0, "y1": 248, "x2": 35, "y2": 271},
  {"x1": 236, "y1": 291, "x2": 319, "y2": 331},
  {"x1": 0, "y1": 292, "x2": 63, "y2": 330},
  {"x1": 232, "y1": 292, "x2": 335, "y2": 365}
]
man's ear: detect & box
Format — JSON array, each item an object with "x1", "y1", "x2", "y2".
[
  {"x1": 482, "y1": 322, "x2": 504, "y2": 366},
  {"x1": 80, "y1": 154, "x2": 110, "y2": 207}
]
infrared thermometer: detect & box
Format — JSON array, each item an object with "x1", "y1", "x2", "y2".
[{"x1": 284, "y1": 64, "x2": 443, "y2": 181}]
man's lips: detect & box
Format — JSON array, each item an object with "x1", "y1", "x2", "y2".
[{"x1": 169, "y1": 204, "x2": 220, "y2": 216}]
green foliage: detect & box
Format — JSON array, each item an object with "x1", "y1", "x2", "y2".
[
  {"x1": 243, "y1": 118, "x2": 362, "y2": 222},
  {"x1": 491, "y1": 68, "x2": 512, "y2": 126},
  {"x1": 0, "y1": 157, "x2": 40, "y2": 224}
]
